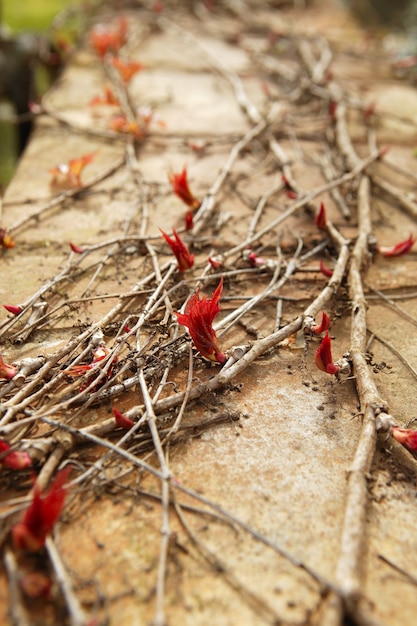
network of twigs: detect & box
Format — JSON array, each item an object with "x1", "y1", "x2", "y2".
[{"x1": 1, "y1": 2, "x2": 417, "y2": 625}]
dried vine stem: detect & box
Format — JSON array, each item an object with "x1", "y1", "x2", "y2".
[
  {"x1": 321, "y1": 176, "x2": 390, "y2": 626},
  {"x1": 193, "y1": 118, "x2": 268, "y2": 233},
  {"x1": 45, "y1": 537, "x2": 88, "y2": 626},
  {"x1": 3, "y1": 547, "x2": 30, "y2": 626},
  {"x1": 139, "y1": 370, "x2": 171, "y2": 626}
]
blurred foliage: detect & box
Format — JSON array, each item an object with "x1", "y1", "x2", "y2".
[
  {"x1": 0, "y1": 1, "x2": 81, "y2": 190},
  {"x1": 2, "y1": 0, "x2": 75, "y2": 32}
]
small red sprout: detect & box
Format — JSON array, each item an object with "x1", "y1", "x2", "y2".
[
  {"x1": 315, "y1": 332, "x2": 340, "y2": 375},
  {"x1": 89, "y1": 86, "x2": 120, "y2": 107},
  {"x1": 0, "y1": 439, "x2": 32, "y2": 470},
  {"x1": 12, "y1": 468, "x2": 70, "y2": 552},
  {"x1": 391, "y1": 426, "x2": 417, "y2": 456},
  {"x1": 208, "y1": 257, "x2": 222, "y2": 270},
  {"x1": 175, "y1": 278, "x2": 226, "y2": 364},
  {"x1": 49, "y1": 152, "x2": 96, "y2": 189},
  {"x1": 282, "y1": 174, "x2": 297, "y2": 199},
  {"x1": 90, "y1": 17, "x2": 128, "y2": 57},
  {"x1": 113, "y1": 408, "x2": 134, "y2": 429},
  {"x1": 0, "y1": 354, "x2": 17, "y2": 380},
  {"x1": 329, "y1": 100, "x2": 337, "y2": 119},
  {"x1": 248, "y1": 251, "x2": 266, "y2": 268},
  {"x1": 185, "y1": 211, "x2": 194, "y2": 231},
  {"x1": 319, "y1": 260, "x2": 333, "y2": 277},
  {"x1": 376, "y1": 234, "x2": 415, "y2": 258},
  {"x1": 65, "y1": 345, "x2": 117, "y2": 390},
  {"x1": 3, "y1": 304, "x2": 22, "y2": 315},
  {"x1": 111, "y1": 107, "x2": 164, "y2": 137},
  {"x1": 0, "y1": 227, "x2": 15, "y2": 250},
  {"x1": 161, "y1": 229, "x2": 194, "y2": 271},
  {"x1": 112, "y1": 57, "x2": 145, "y2": 83},
  {"x1": 109, "y1": 114, "x2": 144, "y2": 139},
  {"x1": 168, "y1": 167, "x2": 201, "y2": 210},
  {"x1": 312, "y1": 311, "x2": 331, "y2": 335},
  {"x1": 315, "y1": 202, "x2": 327, "y2": 230},
  {"x1": 69, "y1": 242, "x2": 84, "y2": 254}
]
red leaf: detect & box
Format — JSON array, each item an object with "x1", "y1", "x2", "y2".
[
  {"x1": 175, "y1": 279, "x2": 226, "y2": 363},
  {"x1": 185, "y1": 211, "x2": 194, "y2": 231},
  {"x1": 0, "y1": 227, "x2": 15, "y2": 249},
  {"x1": 112, "y1": 57, "x2": 145, "y2": 83},
  {"x1": 208, "y1": 257, "x2": 222, "y2": 269},
  {"x1": 315, "y1": 333, "x2": 340, "y2": 375},
  {"x1": 69, "y1": 242, "x2": 84, "y2": 254},
  {"x1": 319, "y1": 260, "x2": 333, "y2": 277},
  {"x1": 329, "y1": 100, "x2": 337, "y2": 119},
  {"x1": 109, "y1": 114, "x2": 144, "y2": 139},
  {"x1": 282, "y1": 174, "x2": 298, "y2": 199},
  {"x1": 3, "y1": 304, "x2": 22, "y2": 315},
  {"x1": 0, "y1": 354, "x2": 16, "y2": 380},
  {"x1": 161, "y1": 229, "x2": 194, "y2": 271},
  {"x1": 376, "y1": 234, "x2": 415, "y2": 257},
  {"x1": 168, "y1": 167, "x2": 201, "y2": 209},
  {"x1": 50, "y1": 152, "x2": 96, "y2": 188},
  {"x1": 0, "y1": 440, "x2": 32, "y2": 470},
  {"x1": 89, "y1": 17, "x2": 128, "y2": 58},
  {"x1": 248, "y1": 251, "x2": 266, "y2": 268},
  {"x1": 113, "y1": 408, "x2": 134, "y2": 429},
  {"x1": 89, "y1": 86, "x2": 120, "y2": 107},
  {"x1": 312, "y1": 311, "x2": 331, "y2": 335},
  {"x1": 315, "y1": 202, "x2": 327, "y2": 230},
  {"x1": 12, "y1": 468, "x2": 71, "y2": 551},
  {"x1": 391, "y1": 427, "x2": 417, "y2": 455}
]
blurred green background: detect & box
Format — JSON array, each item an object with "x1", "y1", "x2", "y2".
[
  {"x1": 2, "y1": 0, "x2": 71, "y2": 32},
  {"x1": 0, "y1": 1, "x2": 75, "y2": 190}
]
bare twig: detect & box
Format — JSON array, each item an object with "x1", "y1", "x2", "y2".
[{"x1": 46, "y1": 536, "x2": 88, "y2": 626}]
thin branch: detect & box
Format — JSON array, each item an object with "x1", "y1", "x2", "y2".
[{"x1": 46, "y1": 536, "x2": 88, "y2": 626}]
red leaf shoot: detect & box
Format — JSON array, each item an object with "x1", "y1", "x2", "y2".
[
  {"x1": 319, "y1": 260, "x2": 333, "y2": 277},
  {"x1": 175, "y1": 278, "x2": 226, "y2": 363},
  {"x1": 113, "y1": 408, "x2": 134, "y2": 429},
  {"x1": 0, "y1": 439, "x2": 32, "y2": 470},
  {"x1": 12, "y1": 468, "x2": 71, "y2": 551},
  {"x1": 315, "y1": 202, "x2": 327, "y2": 230},
  {"x1": 168, "y1": 167, "x2": 201, "y2": 209},
  {"x1": 0, "y1": 354, "x2": 17, "y2": 380},
  {"x1": 391, "y1": 426, "x2": 417, "y2": 456},
  {"x1": 312, "y1": 311, "x2": 331, "y2": 335},
  {"x1": 315, "y1": 333, "x2": 340, "y2": 375},
  {"x1": 3, "y1": 304, "x2": 22, "y2": 315},
  {"x1": 161, "y1": 229, "x2": 194, "y2": 271},
  {"x1": 376, "y1": 234, "x2": 415, "y2": 257}
]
